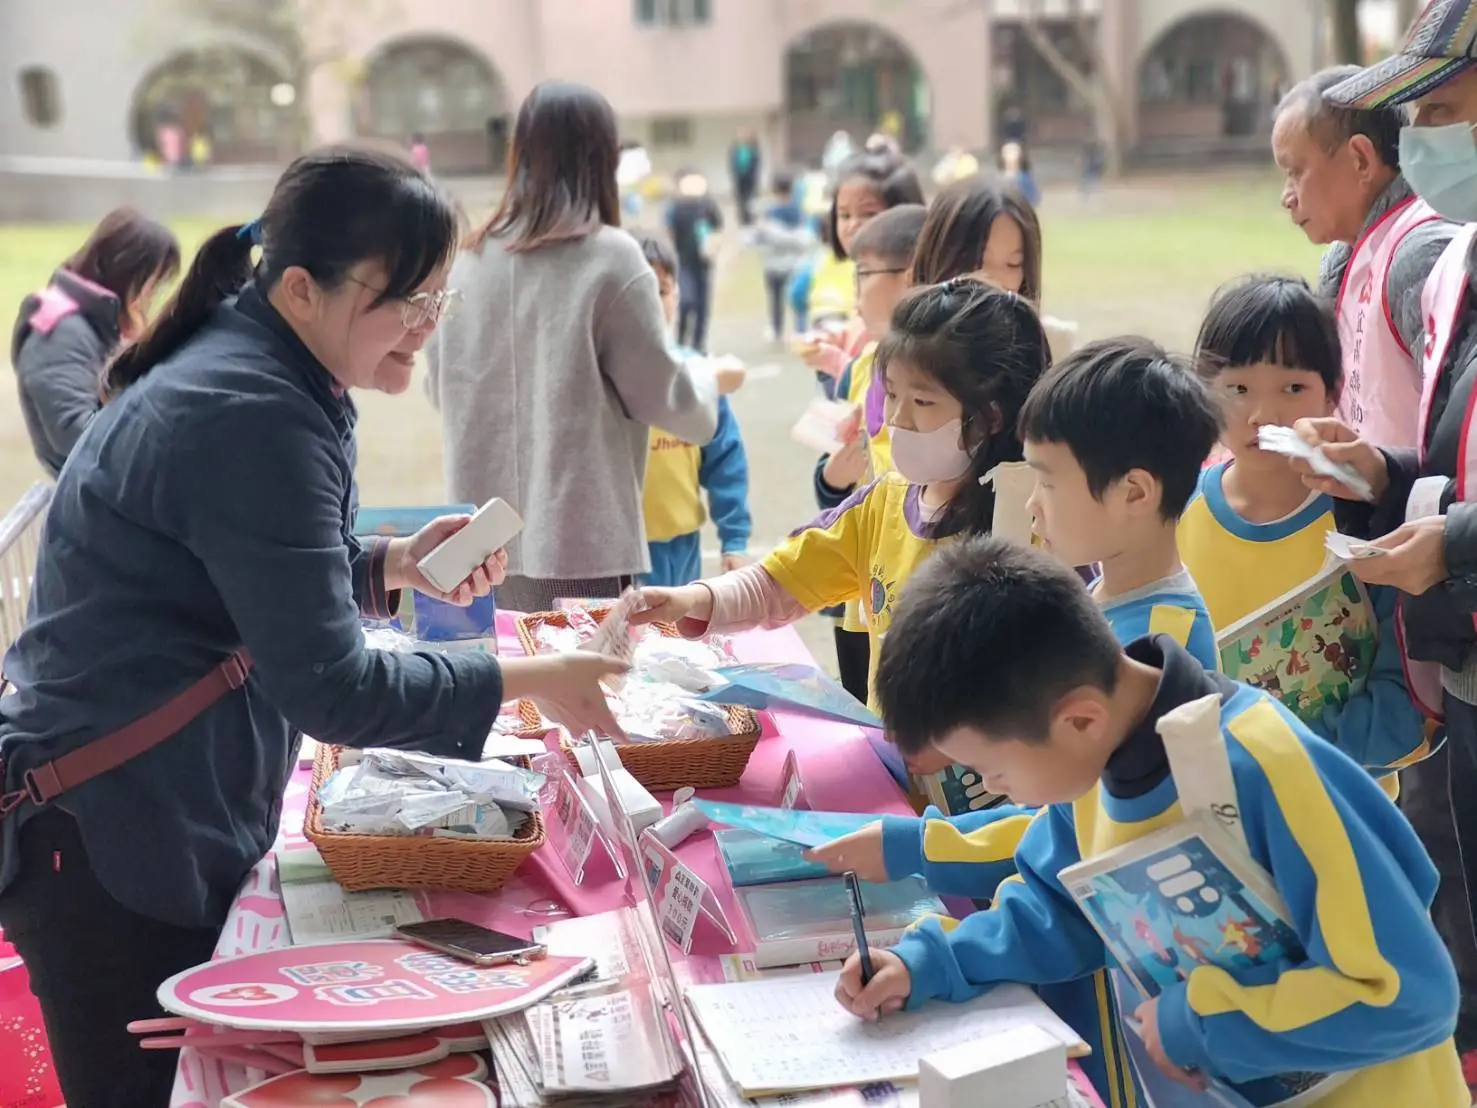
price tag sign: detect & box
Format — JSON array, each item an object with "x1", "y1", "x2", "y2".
[
  {"x1": 554, "y1": 770, "x2": 597, "y2": 882},
  {"x1": 777, "y1": 748, "x2": 808, "y2": 811},
  {"x1": 638, "y1": 830, "x2": 735, "y2": 954}
]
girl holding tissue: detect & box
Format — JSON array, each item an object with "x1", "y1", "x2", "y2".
[
  {"x1": 0, "y1": 145, "x2": 626, "y2": 1108},
  {"x1": 636, "y1": 279, "x2": 1050, "y2": 814}
]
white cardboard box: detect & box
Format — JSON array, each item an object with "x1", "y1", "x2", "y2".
[{"x1": 919, "y1": 1023, "x2": 1066, "y2": 1108}]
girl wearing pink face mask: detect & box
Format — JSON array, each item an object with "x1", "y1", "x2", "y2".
[{"x1": 636, "y1": 279, "x2": 1050, "y2": 807}]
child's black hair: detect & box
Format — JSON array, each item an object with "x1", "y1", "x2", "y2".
[
  {"x1": 772, "y1": 169, "x2": 795, "y2": 195},
  {"x1": 875, "y1": 278, "x2": 1051, "y2": 539},
  {"x1": 632, "y1": 230, "x2": 678, "y2": 280},
  {"x1": 877, "y1": 535, "x2": 1122, "y2": 753},
  {"x1": 1195, "y1": 275, "x2": 1342, "y2": 394},
  {"x1": 848, "y1": 204, "x2": 927, "y2": 270},
  {"x1": 1018, "y1": 337, "x2": 1223, "y2": 520},
  {"x1": 910, "y1": 175, "x2": 1043, "y2": 302},
  {"x1": 829, "y1": 150, "x2": 924, "y2": 261}
]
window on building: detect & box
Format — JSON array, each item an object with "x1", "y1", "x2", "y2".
[
  {"x1": 634, "y1": 0, "x2": 711, "y2": 27},
  {"x1": 19, "y1": 67, "x2": 62, "y2": 128},
  {"x1": 651, "y1": 116, "x2": 693, "y2": 147}
]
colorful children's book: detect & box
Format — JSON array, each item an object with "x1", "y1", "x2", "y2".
[
  {"x1": 694, "y1": 663, "x2": 881, "y2": 727},
  {"x1": 916, "y1": 764, "x2": 1007, "y2": 818},
  {"x1": 1059, "y1": 813, "x2": 1349, "y2": 1108},
  {"x1": 713, "y1": 829, "x2": 832, "y2": 886},
  {"x1": 733, "y1": 874, "x2": 945, "y2": 968},
  {"x1": 1216, "y1": 556, "x2": 1376, "y2": 729},
  {"x1": 692, "y1": 801, "x2": 878, "y2": 849}
]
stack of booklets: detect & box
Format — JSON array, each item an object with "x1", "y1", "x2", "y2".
[{"x1": 1060, "y1": 813, "x2": 1350, "y2": 1106}]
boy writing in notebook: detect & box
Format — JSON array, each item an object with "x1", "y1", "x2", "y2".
[
  {"x1": 812, "y1": 339, "x2": 1223, "y2": 1103},
  {"x1": 835, "y1": 536, "x2": 1463, "y2": 1105}
]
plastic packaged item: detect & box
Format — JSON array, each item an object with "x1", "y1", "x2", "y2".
[
  {"x1": 316, "y1": 750, "x2": 544, "y2": 837},
  {"x1": 614, "y1": 678, "x2": 736, "y2": 742}
]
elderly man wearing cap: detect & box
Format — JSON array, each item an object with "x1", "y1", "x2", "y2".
[
  {"x1": 1300, "y1": 1, "x2": 1477, "y2": 1087},
  {"x1": 1273, "y1": 65, "x2": 1454, "y2": 450}
]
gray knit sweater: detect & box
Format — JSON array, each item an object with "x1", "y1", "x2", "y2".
[{"x1": 427, "y1": 226, "x2": 718, "y2": 580}]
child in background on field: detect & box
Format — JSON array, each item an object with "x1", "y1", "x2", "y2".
[
  {"x1": 750, "y1": 170, "x2": 812, "y2": 345},
  {"x1": 812, "y1": 339, "x2": 1224, "y2": 1104},
  {"x1": 838, "y1": 536, "x2": 1465, "y2": 1107},
  {"x1": 409, "y1": 133, "x2": 430, "y2": 174},
  {"x1": 635, "y1": 233, "x2": 752, "y2": 586},
  {"x1": 799, "y1": 150, "x2": 924, "y2": 396},
  {"x1": 812, "y1": 204, "x2": 927, "y2": 701},
  {"x1": 1177, "y1": 275, "x2": 1428, "y2": 790},
  {"x1": 635, "y1": 280, "x2": 1051, "y2": 816},
  {"x1": 666, "y1": 167, "x2": 724, "y2": 353}
]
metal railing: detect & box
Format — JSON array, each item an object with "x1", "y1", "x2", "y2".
[{"x1": 0, "y1": 483, "x2": 53, "y2": 666}]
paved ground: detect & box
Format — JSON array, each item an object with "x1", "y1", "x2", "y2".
[{"x1": 0, "y1": 171, "x2": 1323, "y2": 670}]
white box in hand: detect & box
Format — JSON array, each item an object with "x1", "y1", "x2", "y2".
[
  {"x1": 919, "y1": 1024, "x2": 1065, "y2": 1108},
  {"x1": 415, "y1": 497, "x2": 523, "y2": 594}
]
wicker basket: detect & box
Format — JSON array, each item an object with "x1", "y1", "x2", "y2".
[
  {"x1": 497, "y1": 698, "x2": 553, "y2": 738},
  {"x1": 516, "y1": 608, "x2": 763, "y2": 791},
  {"x1": 304, "y1": 743, "x2": 546, "y2": 894}
]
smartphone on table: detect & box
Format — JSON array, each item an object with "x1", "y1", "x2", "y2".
[{"x1": 392, "y1": 918, "x2": 548, "y2": 967}]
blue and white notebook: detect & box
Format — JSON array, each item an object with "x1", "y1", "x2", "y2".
[
  {"x1": 1059, "y1": 813, "x2": 1348, "y2": 1108},
  {"x1": 694, "y1": 663, "x2": 881, "y2": 727},
  {"x1": 692, "y1": 801, "x2": 879, "y2": 849},
  {"x1": 734, "y1": 874, "x2": 945, "y2": 969},
  {"x1": 713, "y1": 829, "x2": 832, "y2": 887}
]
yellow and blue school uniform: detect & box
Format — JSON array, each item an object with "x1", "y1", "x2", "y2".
[
  {"x1": 764, "y1": 471, "x2": 936, "y2": 707},
  {"x1": 874, "y1": 576, "x2": 1218, "y2": 1105},
  {"x1": 1177, "y1": 460, "x2": 1428, "y2": 787},
  {"x1": 843, "y1": 343, "x2": 892, "y2": 477},
  {"x1": 642, "y1": 396, "x2": 751, "y2": 588},
  {"x1": 888, "y1": 635, "x2": 1465, "y2": 1108}
]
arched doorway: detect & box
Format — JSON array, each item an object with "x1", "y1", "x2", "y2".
[
  {"x1": 783, "y1": 22, "x2": 929, "y2": 163},
  {"x1": 361, "y1": 37, "x2": 507, "y2": 175},
  {"x1": 130, "y1": 48, "x2": 296, "y2": 166},
  {"x1": 990, "y1": 22, "x2": 1097, "y2": 149},
  {"x1": 1137, "y1": 11, "x2": 1289, "y2": 145}
]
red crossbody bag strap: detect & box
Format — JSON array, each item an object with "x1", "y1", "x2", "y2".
[{"x1": 0, "y1": 650, "x2": 253, "y2": 817}]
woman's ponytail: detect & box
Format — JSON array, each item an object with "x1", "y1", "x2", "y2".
[{"x1": 103, "y1": 223, "x2": 255, "y2": 398}]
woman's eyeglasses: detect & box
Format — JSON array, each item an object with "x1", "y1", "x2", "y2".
[{"x1": 346, "y1": 276, "x2": 461, "y2": 328}]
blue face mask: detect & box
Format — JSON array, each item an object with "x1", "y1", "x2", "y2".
[{"x1": 1400, "y1": 122, "x2": 1477, "y2": 223}]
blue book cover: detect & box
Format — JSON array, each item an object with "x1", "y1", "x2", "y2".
[
  {"x1": 693, "y1": 800, "x2": 879, "y2": 849},
  {"x1": 353, "y1": 504, "x2": 495, "y2": 643},
  {"x1": 694, "y1": 663, "x2": 881, "y2": 727},
  {"x1": 714, "y1": 829, "x2": 832, "y2": 886},
  {"x1": 1060, "y1": 815, "x2": 1346, "y2": 1108}
]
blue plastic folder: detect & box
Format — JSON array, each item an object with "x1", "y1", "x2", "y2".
[
  {"x1": 694, "y1": 663, "x2": 881, "y2": 727},
  {"x1": 693, "y1": 800, "x2": 879, "y2": 849},
  {"x1": 353, "y1": 505, "x2": 496, "y2": 644}
]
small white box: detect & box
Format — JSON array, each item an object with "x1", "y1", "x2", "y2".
[
  {"x1": 415, "y1": 497, "x2": 523, "y2": 595},
  {"x1": 919, "y1": 1024, "x2": 1066, "y2": 1108},
  {"x1": 571, "y1": 741, "x2": 663, "y2": 835}
]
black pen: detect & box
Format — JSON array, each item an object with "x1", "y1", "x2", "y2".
[{"x1": 844, "y1": 870, "x2": 874, "y2": 986}]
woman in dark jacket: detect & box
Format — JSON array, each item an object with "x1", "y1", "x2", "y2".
[
  {"x1": 11, "y1": 207, "x2": 180, "y2": 477},
  {"x1": 0, "y1": 146, "x2": 624, "y2": 1108}
]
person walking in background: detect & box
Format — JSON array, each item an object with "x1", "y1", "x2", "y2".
[
  {"x1": 429, "y1": 82, "x2": 725, "y2": 612},
  {"x1": 667, "y1": 166, "x2": 724, "y2": 353},
  {"x1": 750, "y1": 170, "x2": 812, "y2": 344},
  {"x1": 931, "y1": 140, "x2": 979, "y2": 187},
  {"x1": 636, "y1": 233, "x2": 752, "y2": 586},
  {"x1": 1000, "y1": 141, "x2": 1041, "y2": 207},
  {"x1": 409, "y1": 133, "x2": 431, "y2": 174},
  {"x1": 729, "y1": 128, "x2": 762, "y2": 225},
  {"x1": 617, "y1": 138, "x2": 652, "y2": 218},
  {"x1": 11, "y1": 207, "x2": 180, "y2": 477}
]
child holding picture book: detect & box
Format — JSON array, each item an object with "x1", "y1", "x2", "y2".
[
  {"x1": 1176, "y1": 276, "x2": 1428, "y2": 790},
  {"x1": 635, "y1": 279, "x2": 1050, "y2": 816},
  {"x1": 811, "y1": 338, "x2": 1224, "y2": 1104},
  {"x1": 837, "y1": 536, "x2": 1464, "y2": 1107}
]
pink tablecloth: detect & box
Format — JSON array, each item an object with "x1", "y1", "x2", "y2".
[{"x1": 171, "y1": 617, "x2": 919, "y2": 1107}]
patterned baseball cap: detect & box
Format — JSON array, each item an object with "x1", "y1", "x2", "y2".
[{"x1": 1326, "y1": 0, "x2": 1477, "y2": 109}]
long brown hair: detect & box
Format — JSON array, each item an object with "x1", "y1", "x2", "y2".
[
  {"x1": 909, "y1": 175, "x2": 1043, "y2": 303},
  {"x1": 105, "y1": 144, "x2": 456, "y2": 397},
  {"x1": 466, "y1": 81, "x2": 621, "y2": 253},
  {"x1": 65, "y1": 207, "x2": 181, "y2": 310}
]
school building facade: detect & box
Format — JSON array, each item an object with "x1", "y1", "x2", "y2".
[{"x1": 2, "y1": 0, "x2": 1320, "y2": 180}]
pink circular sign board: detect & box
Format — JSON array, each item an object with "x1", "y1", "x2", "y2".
[{"x1": 157, "y1": 940, "x2": 593, "y2": 1033}]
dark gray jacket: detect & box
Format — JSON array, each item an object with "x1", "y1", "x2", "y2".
[
  {"x1": 0, "y1": 284, "x2": 504, "y2": 928},
  {"x1": 10, "y1": 269, "x2": 119, "y2": 477}
]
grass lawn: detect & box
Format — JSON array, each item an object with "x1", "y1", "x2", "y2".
[{"x1": 0, "y1": 171, "x2": 1322, "y2": 520}]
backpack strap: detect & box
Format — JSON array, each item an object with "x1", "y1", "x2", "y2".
[{"x1": 0, "y1": 650, "x2": 252, "y2": 817}]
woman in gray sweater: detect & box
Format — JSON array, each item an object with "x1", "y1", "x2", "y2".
[{"x1": 428, "y1": 82, "x2": 720, "y2": 612}]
